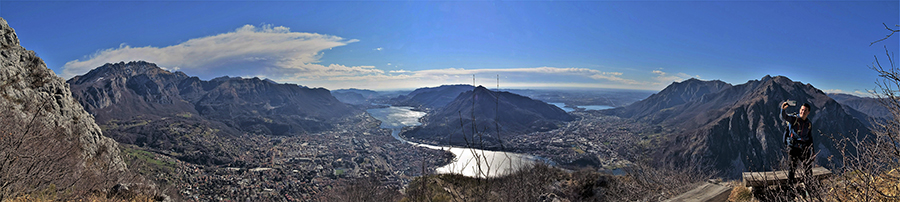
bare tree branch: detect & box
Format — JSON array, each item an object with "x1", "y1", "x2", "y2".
[{"x1": 870, "y1": 23, "x2": 899, "y2": 46}]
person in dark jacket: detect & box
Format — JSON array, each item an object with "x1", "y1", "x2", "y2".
[{"x1": 781, "y1": 101, "x2": 815, "y2": 183}]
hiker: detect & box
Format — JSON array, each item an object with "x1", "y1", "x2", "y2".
[{"x1": 781, "y1": 101, "x2": 815, "y2": 183}]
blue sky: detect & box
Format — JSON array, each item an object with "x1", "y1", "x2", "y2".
[{"x1": 1, "y1": 1, "x2": 897, "y2": 94}]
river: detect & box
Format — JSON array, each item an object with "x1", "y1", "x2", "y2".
[{"x1": 366, "y1": 106, "x2": 540, "y2": 178}]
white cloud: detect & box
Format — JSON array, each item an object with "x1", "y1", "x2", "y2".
[
  {"x1": 823, "y1": 89, "x2": 874, "y2": 97},
  {"x1": 409, "y1": 66, "x2": 638, "y2": 83},
  {"x1": 280, "y1": 66, "x2": 655, "y2": 90},
  {"x1": 823, "y1": 89, "x2": 844, "y2": 94},
  {"x1": 61, "y1": 24, "x2": 377, "y2": 79},
  {"x1": 60, "y1": 24, "x2": 690, "y2": 91},
  {"x1": 651, "y1": 69, "x2": 699, "y2": 86},
  {"x1": 589, "y1": 73, "x2": 641, "y2": 85}
]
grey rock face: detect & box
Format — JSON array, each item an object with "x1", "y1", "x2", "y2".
[
  {"x1": 0, "y1": 18, "x2": 18, "y2": 49},
  {"x1": 68, "y1": 61, "x2": 194, "y2": 121},
  {"x1": 68, "y1": 61, "x2": 358, "y2": 137},
  {"x1": 0, "y1": 17, "x2": 127, "y2": 196}
]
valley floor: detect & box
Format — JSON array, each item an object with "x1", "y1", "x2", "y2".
[
  {"x1": 125, "y1": 114, "x2": 450, "y2": 201},
  {"x1": 124, "y1": 110, "x2": 677, "y2": 201}
]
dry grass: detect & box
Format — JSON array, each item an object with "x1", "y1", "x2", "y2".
[
  {"x1": 827, "y1": 168, "x2": 900, "y2": 202},
  {"x1": 396, "y1": 161, "x2": 709, "y2": 202},
  {"x1": 4, "y1": 193, "x2": 156, "y2": 202},
  {"x1": 727, "y1": 181, "x2": 753, "y2": 202},
  {"x1": 3, "y1": 195, "x2": 53, "y2": 202},
  {"x1": 820, "y1": 43, "x2": 900, "y2": 202}
]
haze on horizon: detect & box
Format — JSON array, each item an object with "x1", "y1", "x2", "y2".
[{"x1": 2, "y1": 1, "x2": 897, "y2": 94}]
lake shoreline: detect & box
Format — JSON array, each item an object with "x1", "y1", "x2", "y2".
[{"x1": 367, "y1": 106, "x2": 546, "y2": 178}]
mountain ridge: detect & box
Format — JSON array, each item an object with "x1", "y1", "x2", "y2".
[
  {"x1": 615, "y1": 75, "x2": 871, "y2": 177},
  {"x1": 606, "y1": 77, "x2": 732, "y2": 125},
  {"x1": 69, "y1": 61, "x2": 357, "y2": 135},
  {"x1": 393, "y1": 84, "x2": 475, "y2": 111},
  {"x1": 332, "y1": 88, "x2": 380, "y2": 105},
  {"x1": 67, "y1": 61, "x2": 361, "y2": 165},
  {"x1": 828, "y1": 93, "x2": 891, "y2": 126},
  {"x1": 69, "y1": 61, "x2": 194, "y2": 122}
]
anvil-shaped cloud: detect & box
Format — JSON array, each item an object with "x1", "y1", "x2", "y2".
[
  {"x1": 62, "y1": 24, "x2": 696, "y2": 90},
  {"x1": 62, "y1": 24, "x2": 381, "y2": 79}
]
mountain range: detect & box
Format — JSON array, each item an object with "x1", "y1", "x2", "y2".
[
  {"x1": 69, "y1": 61, "x2": 356, "y2": 131},
  {"x1": 608, "y1": 78, "x2": 732, "y2": 124},
  {"x1": 608, "y1": 75, "x2": 871, "y2": 177},
  {"x1": 67, "y1": 61, "x2": 361, "y2": 165},
  {"x1": 828, "y1": 93, "x2": 891, "y2": 127},
  {"x1": 332, "y1": 88, "x2": 379, "y2": 105},
  {"x1": 402, "y1": 86, "x2": 573, "y2": 148}
]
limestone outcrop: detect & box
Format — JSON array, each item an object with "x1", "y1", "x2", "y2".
[{"x1": 0, "y1": 17, "x2": 130, "y2": 199}]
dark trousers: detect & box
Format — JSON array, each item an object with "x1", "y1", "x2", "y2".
[{"x1": 788, "y1": 145, "x2": 813, "y2": 183}]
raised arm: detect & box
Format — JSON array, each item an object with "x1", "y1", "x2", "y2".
[{"x1": 781, "y1": 102, "x2": 796, "y2": 122}]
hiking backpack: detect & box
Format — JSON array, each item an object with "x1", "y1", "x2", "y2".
[{"x1": 783, "y1": 113, "x2": 799, "y2": 148}]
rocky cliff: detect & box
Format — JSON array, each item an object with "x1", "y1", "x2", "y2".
[
  {"x1": 68, "y1": 61, "x2": 193, "y2": 121},
  {"x1": 0, "y1": 17, "x2": 135, "y2": 199}
]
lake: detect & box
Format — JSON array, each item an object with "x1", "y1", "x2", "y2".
[
  {"x1": 579, "y1": 105, "x2": 614, "y2": 110},
  {"x1": 548, "y1": 102, "x2": 613, "y2": 112},
  {"x1": 548, "y1": 102, "x2": 575, "y2": 112},
  {"x1": 366, "y1": 106, "x2": 538, "y2": 178}
]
